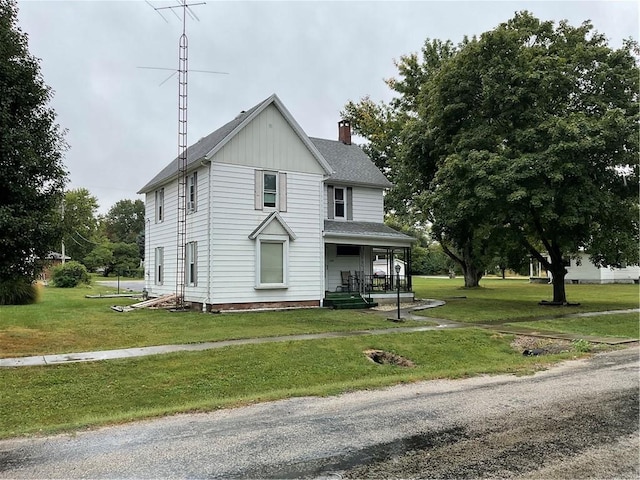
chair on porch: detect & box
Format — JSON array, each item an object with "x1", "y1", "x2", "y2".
[{"x1": 340, "y1": 271, "x2": 351, "y2": 292}]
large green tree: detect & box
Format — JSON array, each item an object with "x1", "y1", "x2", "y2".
[
  {"x1": 103, "y1": 199, "x2": 145, "y2": 244},
  {"x1": 343, "y1": 39, "x2": 494, "y2": 286},
  {"x1": 0, "y1": 0, "x2": 67, "y2": 296},
  {"x1": 62, "y1": 188, "x2": 99, "y2": 263},
  {"x1": 422, "y1": 12, "x2": 639, "y2": 303}
]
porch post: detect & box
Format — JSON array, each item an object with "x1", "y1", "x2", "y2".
[{"x1": 406, "y1": 247, "x2": 412, "y2": 291}]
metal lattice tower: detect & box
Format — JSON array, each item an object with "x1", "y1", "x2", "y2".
[
  {"x1": 148, "y1": 0, "x2": 205, "y2": 309},
  {"x1": 175, "y1": 19, "x2": 189, "y2": 308}
]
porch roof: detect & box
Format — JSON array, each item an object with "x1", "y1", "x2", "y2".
[{"x1": 324, "y1": 220, "x2": 414, "y2": 247}]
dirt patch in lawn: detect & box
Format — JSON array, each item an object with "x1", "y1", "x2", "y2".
[{"x1": 364, "y1": 349, "x2": 415, "y2": 367}]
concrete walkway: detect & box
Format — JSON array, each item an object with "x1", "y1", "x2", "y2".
[{"x1": 1, "y1": 306, "x2": 637, "y2": 368}]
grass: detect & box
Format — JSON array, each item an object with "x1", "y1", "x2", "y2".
[
  {"x1": 0, "y1": 277, "x2": 637, "y2": 438},
  {"x1": 0, "y1": 285, "x2": 422, "y2": 357},
  {"x1": 0, "y1": 328, "x2": 571, "y2": 438},
  {"x1": 412, "y1": 276, "x2": 639, "y2": 323},
  {"x1": 506, "y1": 313, "x2": 639, "y2": 339}
]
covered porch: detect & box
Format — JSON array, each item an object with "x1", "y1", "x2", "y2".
[{"x1": 323, "y1": 220, "x2": 415, "y2": 305}]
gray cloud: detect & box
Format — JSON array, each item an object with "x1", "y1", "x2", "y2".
[{"x1": 16, "y1": 0, "x2": 639, "y2": 213}]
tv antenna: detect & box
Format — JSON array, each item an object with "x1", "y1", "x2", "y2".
[{"x1": 144, "y1": 0, "x2": 227, "y2": 309}]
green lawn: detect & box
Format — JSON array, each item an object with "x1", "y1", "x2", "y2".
[
  {"x1": 0, "y1": 278, "x2": 637, "y2": 439},
  {"x1": 0, "y1": 285, "x2": 422, "y2": 357},
  {"x1": 0, "y1": 328, "x2": 571, "y2": 438},
  {"x1": 506, "y1": 313, "x2": 639, "y2": 339},
  {"x1": 412, "y1": 276, "x2": 639, "y2": 323}
]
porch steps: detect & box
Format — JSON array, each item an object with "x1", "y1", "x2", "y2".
[{"x1": 324, "y1": 292, "x2": 377, "y2": 310}]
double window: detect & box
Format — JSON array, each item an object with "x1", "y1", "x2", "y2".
[
  {"x1": 255, "y1": 170, "x2": 287, "y2": 211},
  {"x1": 155, "y1": 188, "x2": 164, "y2": 223}
]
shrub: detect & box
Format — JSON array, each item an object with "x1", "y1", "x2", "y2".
[
  {"x1": 51, "y1": 261, "x2": 90, "y2": 288},
  {"x1": 0, "y1": 277, "x2": 40, "y2": 305}
]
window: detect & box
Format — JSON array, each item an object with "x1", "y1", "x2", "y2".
[
  {"x1": 155, "y1": 188, "x2": 164, "y2": 222},
  {"x1": 264, "y1": 173, "x2": 277, "y2": 208},
  {"x1": 155, "y1": 247, "x2": 164, "y2": 285},
  {"x1": 186, "y1": 241, "x2": 197, "y2": 286},
  {"x1": 334, "y1": 187, "x2": 345, "y2": 218},
  {"x1": 255, "y1": 170, "x2": 287, "y2": 211},
  {"x1": 327, "y1": 185, "x2": 352, "y2": 220},
  {"x1": 255, "y1": 237, "x2": 288, "y2": 288},
  {"x1": 337, "y1": 245, "x2": 360, "y2": 256},
  {"x1": 187, "y1": 172, "x2": 197, "y2": 212}
]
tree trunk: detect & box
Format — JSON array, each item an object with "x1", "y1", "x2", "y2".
[
  {"x1": 461, "y1": 256, "x2": 483, "y2": 288},
  {"x1": 549, "y1": 264, "x2": 568, "y2": 304}
]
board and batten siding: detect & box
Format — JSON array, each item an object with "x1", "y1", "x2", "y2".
[
  {"x1": 214, "y1": 104, "x2": 326, "y2": 175},
  {"x1": 323, "y1": 184, "x2": 385, "y2": 222},
  {"x1": 209, "y1": 162, "x2": 324, "y2": 304}
]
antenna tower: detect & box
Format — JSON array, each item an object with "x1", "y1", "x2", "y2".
[{"x1": 149, "y1": 0, "x2": 205, "y2": 309}]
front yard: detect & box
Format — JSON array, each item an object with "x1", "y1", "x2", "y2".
[{"x1": 0, "y1": 277, "x2": 637, "y2": 438}]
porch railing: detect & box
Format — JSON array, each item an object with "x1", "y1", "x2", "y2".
[{"x1": 340, "y1": 274, "x2": 411, "y2": 294}]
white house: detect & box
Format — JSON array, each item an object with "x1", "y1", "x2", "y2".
[
  {"x1": 530, "y1": 253, "x2": 640, "y2": 284},
  {"x1": 138, "y1": 94, "x2": 414, "y2": 310}
]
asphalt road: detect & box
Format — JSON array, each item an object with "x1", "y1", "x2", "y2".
[
  {"x1": 95, "y1": 279, "x2": 145, "y2": 292},
  {"x1": 0, "y1": 347, "x2": 637, "y2": 479}
]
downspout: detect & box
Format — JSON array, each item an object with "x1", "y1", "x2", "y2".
[
  {"x1": 204, "y1": 160, "x2": 212, "y2": 311},
  {"x1": 320, "y1": 179, "x2": 326, "y2": 304}
]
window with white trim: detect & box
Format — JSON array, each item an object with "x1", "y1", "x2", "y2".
[
  {"x1": 263, "y1": 172, "x2": 277, "y2": 208},
  {"x1": 155, "y1": 247, "x2": 164, "y2": 285},
  {"x1": 187, "y1": 171, "x2": 197, "y2": 212},
  {"x1": 186, "y1": 241, "x2": 197, "y2": 286},
  {"x1": 255, "y1": 170, "x2": 287, "y2": 211},
  {"x1": 155, "y1": 188, "x2": 164, "y2": 222},
  {"x1": 255, "y1": 236, "x2": 288, "y2": 289}
]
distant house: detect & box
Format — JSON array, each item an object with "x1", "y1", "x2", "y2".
[
  {"x1": 138, "y1": 94, "x2": 414, "y2": 310},
  {"x1": 40, "y1": 252, "x2": 70, "y2": 282},
  {"x1": 530, "y1": 253, "x2": 639, "y2": 284}
]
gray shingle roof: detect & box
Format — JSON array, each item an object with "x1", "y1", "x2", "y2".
[
  {"x1": 310, "y1": 138, "x2": 393, "y2": 188},
  {"x1": 138, "y1": 94, "x2": 392, "y2": 193},
  {"x1": 324, "y1": 220, "x2": 414, "y2": 243},
  {"x1": 138, "y1": 99, "x2": 266, "y2": 193}
]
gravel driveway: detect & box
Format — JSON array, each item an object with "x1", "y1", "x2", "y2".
[{"x1": 0, "y1": 347, "x2": 637, "y2": 479}]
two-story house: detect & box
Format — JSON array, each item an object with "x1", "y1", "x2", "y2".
[{"x1": 138, "y1": 94, "x2": 414, "y2": 311}]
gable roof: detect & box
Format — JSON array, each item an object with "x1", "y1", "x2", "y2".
[
  {"x1": 248, "y1": 211, "x2": 297, "y2": 240},
  {"x1": 310, "y1": 137, "x2": 393, "y2": 189},
  {"x1": 138, "y1": 94, "x2": 333, "y2": 193}
]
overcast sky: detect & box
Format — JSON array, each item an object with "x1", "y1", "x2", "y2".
[{"x1": 16, "y1": 0, "x2": 639, "y2": 214}]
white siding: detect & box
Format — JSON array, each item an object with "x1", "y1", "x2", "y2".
[
  {"x1": 352, "y1": 186, "x2": 384, "y2": 222},
  {"x1": 214, "y1": 104, "x2": 326, "y2": 175},
  {"x1": 323, "y1": 184, "x2": 385, "y2": 222},
  {"x1": 210, "y1": 162, "x2": 324, "y2": 304},
  {"x1": 145, "y1": 165, "x2": 211, "y2": 303}
]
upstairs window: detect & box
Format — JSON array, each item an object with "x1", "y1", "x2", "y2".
[
  {"x1": 187, "y1": 171, "x2": 197, "y2": 213},
  {"x1": 334, "y1": 187, "x2": 345, "y2": 218},
  {"x1": 254, "y1": 170, "x2": 287, "y2": 211},
  {"x1": 327, "y1": 185, "x2": 352, "y2": 220},
  {"x1": 264, "y1": 172, "x2": 277, "y2": 208},
  {"x1": 155, "y1": 188, "x2": 164, "y2": 223}
]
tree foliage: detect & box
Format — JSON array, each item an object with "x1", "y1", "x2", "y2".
[
  {"x1": 103, "y1": 199, "x2": 145, "y2": 244},
  {"x1": 345, "y1": 12, "x2": 639, "y2": 301},
  {"x1": 0, "y1": 0, "x2": 67, "y2": 292},
  {"x1": 62, "y1": 188, "x2": 99, "y2": 263},
  {"x1": 422, "y1": 12, "x2": 639, "y2": 302}
]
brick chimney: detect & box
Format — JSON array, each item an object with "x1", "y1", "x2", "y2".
[{"x1": 338, "y1": 120, "x2": 351, "y2": 145}]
